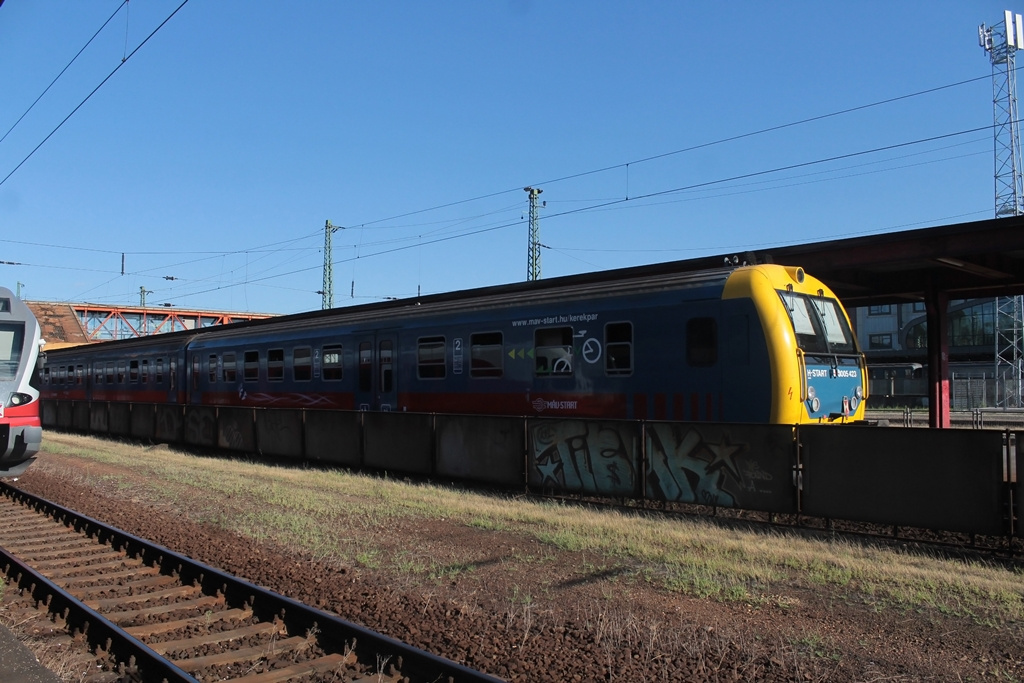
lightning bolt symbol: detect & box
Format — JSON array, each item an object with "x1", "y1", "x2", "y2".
[{"x1": 788, "y1": 386, "x2": 793, "y2": 400}]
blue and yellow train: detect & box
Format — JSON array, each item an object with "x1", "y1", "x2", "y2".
[{"x1": 40, "y1": 262, "x2": 866, "y2": 424}]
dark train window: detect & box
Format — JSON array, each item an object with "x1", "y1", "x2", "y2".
[
  {"x1": 156, "y1": 358, "x2": 164, "y2": 384},
  {"x1": 359, "y1": 342, "x2": 372, "y2": 392},
  {"x1": 418, "y1": 336, "x2": 446, "y2": 379},
  {"x1": 191, "y1": 355, "x2": 200, "y2": 390},
  {"x1": 106, "y1": 362, "x2": 114, "y2": 384},
  {"x1": 76, "y1": 365, "x2": 84, "y2": 385},
  {"x1": 470, "y1": 332, "x2": 503, "y2": 378},
  {"x1": 42, "y1": 367, "x2": 50, "y2": 384},
  {"x1": 322, "y1": 344, "x2": 343, "y2": 381},
  {"x1": 535, "y1": 326, "x2": 574, "y2": 376},
  {"x1": 294, "y1": 347, "x2": 312, "y2": 381},
  {"x1": 208, "y1": 355, "x2": 218, "y2": 382},
  {"x1": 141, "y1": 360, "x2": 149, "y2": 383},
  {"x1": 223, "y1": 353, "x2": 237, "y2": 383},
  {"x1": 268, "y1": 349, "x2": 284, "y2": 381},
  {"x1": 380, "y1": 340, "x2": 394, "y2": 392},
  {"x1": 116, "y1": 362, "x2": 126, "y2": 383},
  {"x1": 244, "y1": 351, "x2": 259, "y2": 381},
  {"x1": 687, "y1": 317, "x2": 718, "y2": 367},
  {"x1": 129, "y1": 360, "x2": 139, "y2": 383},
  {"x1": 94, "y1": 363, "x2": 102, "y2": 384},
  {"x1": 605, "y1": 322, "x2": 632, "y2": 376}
]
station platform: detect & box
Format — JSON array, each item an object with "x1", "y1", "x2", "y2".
[{"x1": 0, "y1": 624, "x2": 63, "y2": 683}]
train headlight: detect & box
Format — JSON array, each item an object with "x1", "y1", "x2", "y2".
[
  {"x1": 806, "y1": 386, "x2": 820, "y2": 413},
  {"x1": 8, "y1": 393, "x2": 31, "y2": 407},
  {"x1": 854, "y1": 385, "x2": 864, "y2": 400},
  {"x1": 849, "y1": 395, "x2": 860, "y2": 411}
]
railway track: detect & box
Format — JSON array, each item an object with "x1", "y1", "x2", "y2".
[{"x1": 0, "y1": 483, "x2": 503, "y2": 683}]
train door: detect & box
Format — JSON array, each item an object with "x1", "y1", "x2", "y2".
[{"x1": 354, "y1": 333, "x2": 398, "y2": 411}]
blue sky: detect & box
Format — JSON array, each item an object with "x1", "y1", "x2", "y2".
[{"x1": 0, "y1": 1, "x2": 1010, "y2": 314}]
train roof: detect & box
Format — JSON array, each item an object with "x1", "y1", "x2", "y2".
[{"x1": 43, "y1": 259, "x2": 800, "y2": 353}]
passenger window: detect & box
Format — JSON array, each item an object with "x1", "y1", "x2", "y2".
[
  {"x1": 294, "y1": 347, "x2": 312, "y2": 381},
  {"x1": 94, "y1": 363, "x2": 103, "y2": 384},
  {"x1": 129, "y1": 360, "x2": 139, "y2": 383},
  {"x1": 470, "y1": 332, "x2": 503, "y2": 378},
  {"x1": 156, "y1": 358, "x2": 164, "y2": 384},
  {"x1": 687, "y1": 317, "x2": 718, "y2": 367},
  {"x1": 268, "y1": 349, "x2": 284, "y2": 381},
  {"x1": 141, "y1": 360, "x2": 149, "y2": 383},
  {"x1": 322, "y1": 344, "x2": 343, "y2": 381},
  {"x1": 223, "y1": 353, "x2": 237, "y2": 383},
  {"x1": 359, "y1": 343, "x2": 372, "y2": 392},
  {"x1": 116, "y1": 362, "x2": 126, "y2": 383},
  {"x1": 535, "y1": 326, "x2": 574, "y2": 376},
  {"x1": 192, "y1": 355, "x2": 200, "y2": 390},
  {"x1": 605, "y1": 322, "x2": 632, "y2": 376},
  {"x1": 418, "y1": 336, "x2": 446, "y2": 379},
  {"x1": 106, "y1": 362, "x2": 114, "y2": 384},
  {"x1": 76, "y1": 364, "x2": 84, "y2": 385},
  {"x1": 244, "y1": 351, "x2": 259, "y2": 382},
  {"x1": 208, "y1": 354, "x2": 218, "y2": 382},
  {"x1": 42, "y1": 367, "x2": 50, "y2": 385}
]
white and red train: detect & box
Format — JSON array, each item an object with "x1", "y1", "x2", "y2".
[{"x1": 0, "y1": 287, "x2": 43, "y2": 477}]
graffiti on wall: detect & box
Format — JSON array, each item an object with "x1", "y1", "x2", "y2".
[
  {"x1": 529, "y1": 420, "x2": 638, "y2": 496},
  {"x1": 646, "y1": 424, "x2": 753, "y2": 507}
]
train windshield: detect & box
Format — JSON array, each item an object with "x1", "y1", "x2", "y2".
[
  {"x1": 0, "y1": 322, "x2": 25, "y2": 381},
  {"x1": 777, "y1": 291, "x2": 856, "y2": 355}
]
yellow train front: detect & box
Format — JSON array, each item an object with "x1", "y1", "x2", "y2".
[{"x1": 726, "y1": 264, "x2": 867, "y2": 424}]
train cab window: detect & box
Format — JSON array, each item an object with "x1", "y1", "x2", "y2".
[
  {"x1": 155, "y1": 358, "x2": 164, "y2": 384},
  {"x1": 359, "y1": 343, "x2": 372, "y2": 391},
  {"x1": 294, "y1": 347, "x2": 312, "y2": 381},
  {"x1": 686, "y1": 317, "x2": 718, "y2": 367},
  {"x1": 778, "y1": 291, "x2": 856, "y2": 355},
  {"x1": 130, "y1": 360, "x2": 140, "y2": 383},
  {"x1": 268, "y1": 349, "x2": 284, "y2": 381},
  {"x1": 244, "y1": 351, "x2": 259, "y2": 382},
  {"x1": 470, "y1": 332, "x2": 503, "y2": 378},
  {"x1": 417, "y1": 336, "x2": 446, "y2": 379},
  {"x1": 380, "y1": 340, "x2": 394, "y2": 392},
  {"x1": 604, "y1": 323, "x2": 632, "y2": 376},
  {"x1": 223, "y1": 353, "x2": 237, "y2": 383},
  {"x1": 535, "y1": 326, "x2": 574, "y2": 376},
  {"x1": 322, "y1": 344, "x2": 343, "y2": 381},
  {"x1": 106, "y1": 362, "x2": 114, "y2": 384},
  {"x1": 141, "y1": 360, "x2": 149, "y2": 383},
  {"x1": 208, "y1": 354, "x2": 218, "y2": 382}
]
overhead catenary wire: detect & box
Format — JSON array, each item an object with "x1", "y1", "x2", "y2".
[{"x1": 0, "y1": 0, "x2": 190, "y2": 190}]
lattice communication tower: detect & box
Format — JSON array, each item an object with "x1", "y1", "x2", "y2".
[{"x1": 980, "y1": 11, "x2": 1024, "y2": 407}]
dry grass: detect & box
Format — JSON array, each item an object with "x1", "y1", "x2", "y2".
[{"x1": 34, "y1": 432, "x2": 1024, "y2": 628}]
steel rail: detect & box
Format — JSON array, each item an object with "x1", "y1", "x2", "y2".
[{"x1": 0, "y1": 482, "x2": 505, "y2": 683}]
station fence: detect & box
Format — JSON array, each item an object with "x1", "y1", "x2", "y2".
[{"x1": 41, "y1": 400, "x2": 1020, "y2": 540}]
